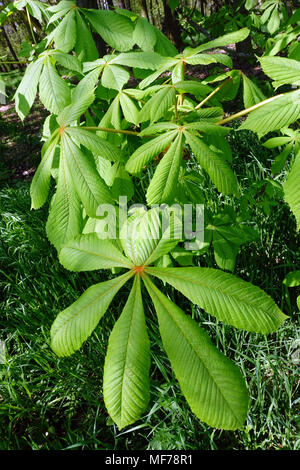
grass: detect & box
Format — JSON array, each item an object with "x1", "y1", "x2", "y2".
[{"x1": 0, "y1": 124, "x2": 299, "y2": 450}]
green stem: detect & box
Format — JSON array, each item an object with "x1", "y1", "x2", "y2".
[
  {"x1": 0, "y1": 60, "x2": 28, "y2": 64},
  {"x1": 26, "y1": 6, "x2": 36, "y2": 44},
  {"x1": 162, "y1": 76, "x2": 172, "y2": 85},
  {"x1": 174, "y1": 93, "x2": 179, "y2": 121},
  {"x1": 195, "y1": 76, "x2": 233, "y2": 110},
  {"x1": 216, "y1": 93, "x2": 284, "y2": 125},
  {"x1": 82, "y1": 126, "x2": 141, "y2": 136}
]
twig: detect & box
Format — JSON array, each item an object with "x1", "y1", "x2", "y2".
[
  {"x1": 0, "y1": 61, "x2": 28, "y2": 64},
  {"x1": 195, "y1": 76, "x2": 233, "y2": 110},
  {"x1": 82, "y1": 126, "x2": 141, "y2": 137},
  {"x1": 216, "y1": 94, "x2": 284, "y2": 126}
]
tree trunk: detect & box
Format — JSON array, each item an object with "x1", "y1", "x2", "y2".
[
  {"x1": 228, "y1": 1, "x2": 252, "y2": 55},
  {"x1": 162, "y1": 2, "x2": 183, "y2": 50},
  {"x1": 1, "y1": 26, "x2": 22, "y2": 69}
]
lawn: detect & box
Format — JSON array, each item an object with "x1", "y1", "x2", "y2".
[{"x1": 0, "y1": 113, "x2": 299, "y2": 450}]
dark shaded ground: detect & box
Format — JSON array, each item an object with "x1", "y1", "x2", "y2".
[{"x1": 0, "y1": 101, "x2": 47, "y2": 183}]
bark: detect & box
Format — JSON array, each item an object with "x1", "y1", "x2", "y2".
[
  {"x1": 1, "y1": 26, "x2": 22, "y2": 69},
  {"x1": 162, "y1": 2, "x2": 183, "y2": 50}
]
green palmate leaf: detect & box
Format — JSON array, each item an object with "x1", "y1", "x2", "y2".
[
  {"x1": 139, "y1": 122, "x2": 179, "y2": 136},
  {"x1": 216, "y1": 70, "x2": 241, "y2": 102},
  {"x1": 97, "y1": 95, "x2": 122, "y2": 141},
  {"x1": 242, "y1": 74, "x2": 266, "y2": 109},
  {"x1": 119, "y1": 92, "x2": 140, "y2": 125},
  {"x1": 154, "y1": 27, "x2": 178, "y2": 57},
  {"x1": 260, "y1": 56, "x2": 300, "y2": 88},
  {"x1": 270, "y1": 34, "x2": 299, "y2": 58},
  {"x1": 171, "y1": 248, "x2": 194, "y2": 266},
  {"x1": 139, "y1": 57, "x2": 178, "y2": 90},
  {"x1": 146, "y1": 132, "x2": 184, "y2": 205},
  {"x1": 26, "y1": 0, "x2": 44, "y2": 23},
  {"x1": 137, "y1": 69, "x2": 166, "y2": 90},
  {"x1": 103, "y1": 276, "x2": 150, "y2": 429},
  {"x1": 59, "y1": 233, "x2": 132, "y2": 271},
  {"x1": 245, "y1": 0, "x2": 257, "y2": 10},
  {"x1": 209, "y1": 134, "x2": 233, "y2": 162},
  {"x1": 51, "y1": 271, "x2": 133, "y2": 356},
  {"x1": 133, "y1": 17, "x2": 157, "y2": 51},
  {"x1": 102, "y1": 64, "x2": 130, "y2": 91},
  {"x1": 213, "y1": 234, "x2": 238, "y2": 272},
  {"x1": 279, "y1": 127, "x2": 298, "y2": 139},
  {"x1": 144, "y1": 276, "x2": 249, "y2": 430},
  {"x1": 139, "y1": 85, "x2": 176, "y2": 123},
  {"x1": 62, "y1": 133, "x2": 112, "y2": 217},
  {"x1": 83, "y1": 213, "x2": 117, "y2": 240},
  {"x1": 30, "y1": 133, "x2": 59, "y2": 209},
  {"x1": 184, "y1": 131, "x2": 238, "y2": 196},
  {"x1": 283, "y1": 270, "x2": 300, "y2": 287},
  {"x1": 0, "y1": 2, "x2": 16, "y2": 27},
  {"x1": 72, "y1": 68, "x2": 100, "y2": 101},
  {"x1": 112, "y1": 52, "x2": 164, "y2": 70},
  {"x1": 111, "y1": 165, "x2": 134, "y2": 201},
  {"x1": 113, "y1": 7, "x2": 138, "y2": 19},
  {"x1": 174, "y1": 80, "x2": 212, "y2": 99},
  {"x1": 48, "y1": 0, "x2": 75, "y2": 14},
  {"x1": 39, "y1": 59, "x2": 71, "y2": 115},
  {"x1": 260, "y1": 3, "x2": 274, "y2": 23},
  {"x1": 185, "y1": 53, "x2": 232, "y2": 68},
  {"x1": 126, "y1": 130, "x2": 178, "y2": 174},
  {"x1": 66, "y1": 127, "x2": 124, "y2": 162},
  {"x1": 83, "y1": 58, "x2": 106, "y2": 73},
  {"x1": 240, "y1": 90, "x2": 300, "y2": 137},
  {"x1": 120, "y1": 207, "x2": 181, "y2": 267},
  {"x1": 46, "y1": 147, "x2": 82, "y2": 250},
  {"x1": 121, "y1": 88, "x2": 145, "y2": 100},
  {"x1": 42, "y1": 114, "x2": 60, "y2": 143},
  {"x1": 189, "y1": 28, "x2": 250, "y2": 55},
  {"x1": 262, "y1": 136, "x2": 292, "y2": 149},
  {"x1": 15, "y1": 58, "x2": 43, "y2": 120},
  {"x1": 146, "y1": 267, "x2": 288, "y2": 333},
  {"x1": 193, "y1": 107, "x2": 224, "y2": 122},
  {"x1": 267, "y1": 7, "x2": 280, "y2": 35},
  {"x1": 47, "y1": 7, "x2": 72, "y2": 25},
  {"x1": 51, "y1": 10, "x2": 76, "y2": 53},
  {"x1": 57, "y1": 92, "x2": 95, "y2": 126},
  {"x1": 84, "y1": 9, "x2": 135, "y2": 52},
  {"x1": 177, "y1": 169, "x2": 205, "y2": 204},
  {"x1": 288, "y1": 8, "x2": 300, "y2": 25},
  {"x1": 271, "y1": 142, "x2": 293, "y2": 174},
  {"x1": 138, "y1": 58, "x2": 177, "y2": 89},
  {"x1": 75, "y1": 9, "x2": 98, "y2": 62},
  {"x1": 283, "y1": 150, "x2": 300, "y2": 230},
  {"x1": 50, "y1": 50, "x2": 82, "y2": 73},
  {"x1": 96, "y1": 83, "x2": 119, "y2": 101},
  {"x1": 185, "y1": 122, "x2": 230, "y2": 136},
  {"x1": 210, "y1": 218, "x2": 258, "y2": 271},
  {"x1": 95, "y1": 158, "x2": 115, "y2": 186},
  {"x1": 109, "y1": 94, "x2": 122, "y2": 131},
  {"x1": 172, "y1": 61, "x2": 184, "y2": 83}
]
